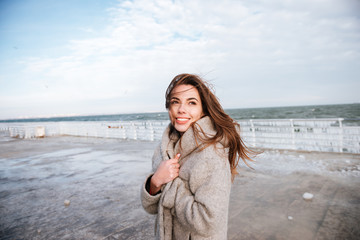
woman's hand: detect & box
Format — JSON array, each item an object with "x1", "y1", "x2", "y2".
[{"x1": 150, "y1": 153, "x2": 180, "y2": 195}]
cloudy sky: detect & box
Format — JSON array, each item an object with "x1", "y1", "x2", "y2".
[{"x1": 0, "y1": 0, "x2": 359, "y2": 119}]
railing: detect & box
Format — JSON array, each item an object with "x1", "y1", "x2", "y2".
[
  {"x1": 0, "y1": 121, "x2": 169, "y2": 142},
  {"x1": 238, "y1": 118, "x2": 359, "y2": 154},
  {"x1": 0, "y1": 118, "x2": 359, "y2": 154}
]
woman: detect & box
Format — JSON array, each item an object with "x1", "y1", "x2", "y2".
[{"x1": 141, "y1": 73, "x2": 254, "y2": 239}]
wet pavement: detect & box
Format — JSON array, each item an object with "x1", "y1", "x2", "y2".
[{"x1": 0, "y1": 136, "x2": 359, "y2": 239}]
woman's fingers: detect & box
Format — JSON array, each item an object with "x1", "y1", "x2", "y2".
[
  {"x1": 167, "y1": 158, "x2": 179, "y2": 164},
  {"x1": 153, "y1": 153, "x2": 182, "y2": 187}
]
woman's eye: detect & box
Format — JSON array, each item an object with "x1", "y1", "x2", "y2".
[
  {"x1": 189, "y1": 101, "x2": 197, "y2": 105},
  {"x1": 171, "y1": 100, "x2": 179, "y2": 105}
]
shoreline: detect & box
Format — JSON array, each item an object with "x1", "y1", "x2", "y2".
[{"x1": 1, "y1": 136, "x2": 359, "y2": 239}]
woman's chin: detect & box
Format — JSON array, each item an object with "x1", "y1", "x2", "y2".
[{"x1": 174, "y1": 123, "x2": 191, "y2": 133}]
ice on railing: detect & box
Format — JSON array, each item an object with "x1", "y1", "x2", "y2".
[
  {"x1": 238, "y1": 118, "x2": 359, "y2": 154},
  {"x1": 56, "y1": 121, "x2": 170, "y2": 141},
  {"x1": 0, "y1": 118, "x2": 359, "y2": 154},
  {"x1": 293, "y1": 120, "x2": 339, "y2": 128}
]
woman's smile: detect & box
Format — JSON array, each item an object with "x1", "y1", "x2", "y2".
[{"x1": 175, "y1": 117, "x2": 190, "y2": 124}]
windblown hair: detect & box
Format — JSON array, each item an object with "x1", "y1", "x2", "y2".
[{"x1": 165, "y1": 73, "x2": 255, "y2": 181}]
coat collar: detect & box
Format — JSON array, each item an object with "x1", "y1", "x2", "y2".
[{"x1": 161, "y1": 116, "x2": 216, "y2": 163}]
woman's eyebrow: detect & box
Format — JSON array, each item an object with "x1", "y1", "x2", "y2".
[
  {"x1": 187, "y1": 97, "x2": 199, "y2": 102},
  {"x1": 171, "y1": 96, "x2": 199, "y2": 102}
]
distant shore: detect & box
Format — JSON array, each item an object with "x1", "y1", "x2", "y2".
[{"x1": 0, "y1": 136, "x2": 359, "y2": 239}]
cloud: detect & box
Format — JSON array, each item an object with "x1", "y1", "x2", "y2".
[{"x1": 1, "y1": 0, "x2": 359, "y2": 119}]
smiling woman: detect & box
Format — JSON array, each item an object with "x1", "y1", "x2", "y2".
[{"x1": 140, "y1": 73, "x2": 255, "y2": 239}]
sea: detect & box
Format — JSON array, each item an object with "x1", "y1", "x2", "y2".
[{"x1": 1, "y1": 103, "x2": 359, "y2": 125}]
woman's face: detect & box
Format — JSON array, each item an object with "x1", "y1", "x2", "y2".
[{"x1": 168, "y1": 84, "x2": 204, "y2": 133}]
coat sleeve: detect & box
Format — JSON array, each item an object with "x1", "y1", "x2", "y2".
[
  {"x1": 140, "y1": 144, "x2": 162, "y2": 214},
  {"x1": 164, "y1": 152, "x2": 231, "y2": 237}
]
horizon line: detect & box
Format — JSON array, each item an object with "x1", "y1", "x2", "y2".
[{"x1": 0, "y1": 102, "x2": 358, "y2": 121}]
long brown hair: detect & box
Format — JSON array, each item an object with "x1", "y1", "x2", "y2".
[{"x1": 165, "y1": 73, "x2": 255, "y2": 181}]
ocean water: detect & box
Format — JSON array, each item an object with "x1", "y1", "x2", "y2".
[
  {"x1": 1, "y1": 103, "x2": 359, "y2": 125},
  {"x1": 226, "y1": 103, "x2": 360, "y2": 120}
]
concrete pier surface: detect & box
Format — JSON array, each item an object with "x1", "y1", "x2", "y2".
[{"x1": 0, "y1": 136, "x2": 359, "y2": 239}]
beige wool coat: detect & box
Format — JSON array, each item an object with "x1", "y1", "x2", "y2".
[{"x1": 141, "y1": 116, "x2": 232, "y2": 240}]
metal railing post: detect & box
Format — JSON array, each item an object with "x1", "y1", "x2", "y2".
[
  {"x1": 339, "y1": 118, "x2": 343, "y2": 153},
  {"x1": 290, "y1": 119, "x2": 295, "y2": 150},
  {"x1": 250, "y1": 119, "x2": 256, "y2": 147}
]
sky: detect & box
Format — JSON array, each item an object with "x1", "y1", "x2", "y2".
[{"x1": 0, "y1": 0, "x2": 359, "y2": 120}]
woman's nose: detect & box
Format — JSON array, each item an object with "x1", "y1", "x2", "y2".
[{"x1": 177, "y1": 103, "x2": 186, "y2": 113}]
